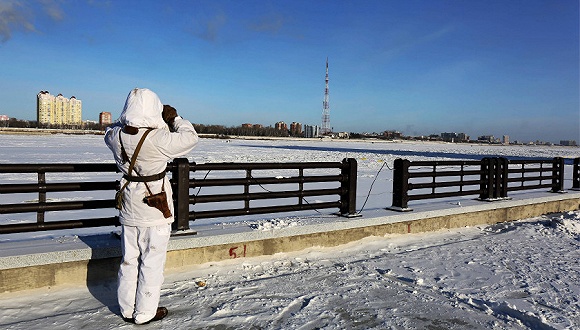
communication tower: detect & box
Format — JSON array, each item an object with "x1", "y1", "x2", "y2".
[{"x1": 321, "y1": 58, "x2": 331, "y2": 135}]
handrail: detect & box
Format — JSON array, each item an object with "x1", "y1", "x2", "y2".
[
  {"x1": 170, "y1": 158, "x2": 357, "y2": 230},
  {"x1": 390, "y1": 157, "x2": 567, "y2": 211},
  {"x1": 389, "y1": 158, "x2": 482, "y2": 211},
  {"x1": 0, "y1": 158, "x2": 358, "y2": 234},
  {"x1": 505, "y1": 158, "x2": 564, "y2": 193},
  {"x1": 1, "y1": 156, "x2": 574, "y2": 233}
]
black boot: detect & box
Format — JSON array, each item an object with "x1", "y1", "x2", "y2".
[{"x1": 122, "y1": 307, "x2": 168, "y2": 324}]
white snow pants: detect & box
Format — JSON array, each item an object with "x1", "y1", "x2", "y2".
[{"x1": 117, "y1": 223, "x2": 171, "y2": 324}]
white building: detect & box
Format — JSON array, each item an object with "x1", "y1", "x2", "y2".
[{"x1": 304, "y1": 125, "x2": 320, "y2": 138}]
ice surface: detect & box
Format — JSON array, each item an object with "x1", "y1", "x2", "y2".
[{"x1": 0, "y1": 134, "x2": 579, "y2": 329}]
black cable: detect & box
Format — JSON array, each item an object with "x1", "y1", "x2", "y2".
[
  {"x1": 358, "y1": 161, "x2": 389, "y2": 213},
  {"x1": 248, "y1": 173, "x2": 325, "y2": 214},
  {"x1": 195, "y1": 170, "x2": 211, "y2": 196}
]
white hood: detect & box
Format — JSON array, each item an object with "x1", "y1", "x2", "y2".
[{"x1": 117, "y1": 88, "x2": 166, "y2": 129}]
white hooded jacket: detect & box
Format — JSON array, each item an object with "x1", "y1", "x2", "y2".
[{"x1": 105, "y1": 88, "x2": 198, "y2": 227}]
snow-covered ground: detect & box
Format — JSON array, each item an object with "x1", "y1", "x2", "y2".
[
  {"x1": 1, "y1": 213, "x2": 579, "y2": 329},
  {"x1": 0, "y1": 134, "x2": 579, "y2": 329}
]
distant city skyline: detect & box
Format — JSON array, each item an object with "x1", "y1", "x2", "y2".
[
  {"x1": 0, "y1": 1, "x2": 577, "y2": 143},
  {"x1": 0, "y1": 108, "x2": 575, "y2": 145},
  {"x1": 0, "y1": 111, "x2": 576, "y2": 146}
]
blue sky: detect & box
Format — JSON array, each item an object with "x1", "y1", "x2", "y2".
[{"x1": 0, "y1": 0, "x2": 578, "y2": 143}]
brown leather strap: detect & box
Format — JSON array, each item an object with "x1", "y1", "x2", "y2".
[
  {"x1": 118, "y1": 128, "x2": 162, "y2": 197},
  {"x1": 116, "y1": 128, "x2": 159, "y2": 209},
  {"x1": 119, "y1": 128, "x2": 153, "y2": 176}
]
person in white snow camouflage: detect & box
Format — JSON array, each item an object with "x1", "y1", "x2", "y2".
[{"x1": 105, "y1": 88, "x2": 198, "y2": 324}]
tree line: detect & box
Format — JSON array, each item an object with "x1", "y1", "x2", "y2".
[
  {"x1": 0, "y1": 119, "x2": 302, "y2": 137},
  {"x1": 192, "y1": 124, "x2": 301, "y2": 137},
  {"x1": 0, "y1": 118, "x2": 103, "y2": 130}
]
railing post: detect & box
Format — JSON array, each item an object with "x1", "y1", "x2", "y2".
[
  {"x1": 480, "y1": 157, "x2": 492, "y2": 200},
  {"x1": 171, "y1": 158, "x2": 191, "y2": 232},
  {"x1": 37, "y1": 171, "x2": 46, "y2": 224},
  {"x1": 340, "y1": 158, "x2": 358, "y2": 216},
  {"x1": 480, "y1": 157, "x2": 509, "y2": 200},
  {"x1": 389, "y1": 158, "x2": 411, "y2": 211},
  {"x1": 551, "y1": 157, "x2": 565, "y2": 193},
  {"x1": 245, "y1": 169, "x2": 251, "y2": 212},
  {"x1": 499, "y1": 157, "x2": 509, "y2": 199},
  {"x1": 492, "y1": 157, "x2": 501, "y2": 199},
  {"x1": 573, "y1": 158, "x2": 580, "y2": 190}
]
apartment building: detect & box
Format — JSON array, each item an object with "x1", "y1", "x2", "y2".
[
  {"x1": 37, "y1": 91, "x2": 82, "y2": 126},
  {"x1": 99, "y1": 112, "x2": 112, "y2": 127}
]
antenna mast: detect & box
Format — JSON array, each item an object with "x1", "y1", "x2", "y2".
[{"x1": 321, "y1": 57, "x2": 331, "y2": 135}]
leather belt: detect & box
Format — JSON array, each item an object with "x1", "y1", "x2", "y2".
[{"x1": 123, "y1": 171, "x2": 166, "y2": 182}]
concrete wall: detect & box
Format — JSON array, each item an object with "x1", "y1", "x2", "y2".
[{"x1": 1, "y1": 193, "x2": 579, "y2": 293}]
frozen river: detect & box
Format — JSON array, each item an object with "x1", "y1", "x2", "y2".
[{"x1": 0, "y1": 134, "x2": 579, "y2": 329}]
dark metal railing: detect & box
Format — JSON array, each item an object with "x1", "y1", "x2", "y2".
[
  {"x1": 1, "y1": 156, "x2": 575, "y2": 233},
  {"x1": 506, "y1": 158, "x2": 565, "y2": 193},
  {"x1": 390, "y1": 159, "x2": 483, "y2": 211},
  {"x1": 390, "y1": 157, "x2": 568, "y2": 211},
  {"x1": 0, "y1": 158, "x2": 357, "y2": 234},
  {"x1": 169, "y1": 158, "x2": 357, "y2": 231},
  {"x1": 0, "y1": 163, "x2": 120, "y2": 233}
]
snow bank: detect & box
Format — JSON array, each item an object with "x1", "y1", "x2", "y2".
[{"x1": 0, "y1": 212, "x2": 578, "y2": 329}]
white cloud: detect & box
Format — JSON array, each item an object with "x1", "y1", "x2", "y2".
[
  {"x1": 0, "y1": 0, "x2": 64, "y2": 42},
  {"x1": 0, "y1": 0, "x2": 35, "y2": 42}
]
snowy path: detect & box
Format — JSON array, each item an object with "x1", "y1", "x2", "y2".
[{"x1": 1, "y1": 212, "x2": 578, "y2": 329}]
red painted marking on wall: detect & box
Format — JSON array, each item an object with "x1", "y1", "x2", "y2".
[{"x1": 229, "y1": 245, "x2": 247, "y2": 259}]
